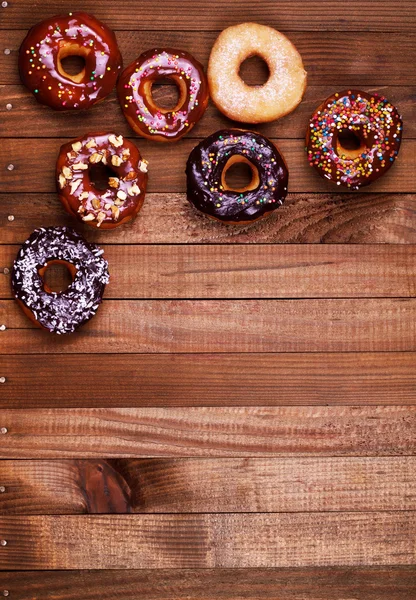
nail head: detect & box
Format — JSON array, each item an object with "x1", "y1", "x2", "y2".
[
  {"x1": 1, "y1": 2, "x2": 8, "y2": 8},
  {"x1": 3, "y1": 591, "x2": 9, "y2": 597},
  {"x1": 7, "y1": 216, "x2": 14, "y2": 222},
  {"x1": 2, "y1": 268, "x2": 9, "y2": 275},
  {"x1": 0, "y1": 540, "x2": 7, "y2": 546},
  {"x1": 3, "y1": 49, "x2": 10, "y2": 55},
  {"x1": 0, "y1": 377, "x2": 5, "y2": 384},
  {"x1": 5, "y1": 104, "x2": 12, "y2": 111},
  {"x1": 0, "y1": 427, "x2": 7, "y2": 434},
  {"x1": 0, "y1": 486, "x2": 5, "y2": 493},
  {"x1": 0, "y1": 325, "x2": 5, "y2": 331},
  {"x1": 6, "y1": 164, "x2": 14, "y2": 171}
]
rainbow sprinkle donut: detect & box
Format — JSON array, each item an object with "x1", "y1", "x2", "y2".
[{"x1": 306, "y1": 90, "x2": 402, "y2": 189}]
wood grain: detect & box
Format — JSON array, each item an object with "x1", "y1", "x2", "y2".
[
  {"x1": 1, "y1": 85, "x2": 415, "y2": 139},
  {"x1": 0, "y1": 512, "x2": 414, "y2": 568},
  {"x1": 1, "y1": 352, "x2": 415, "y2": 408},
  {"x1": 2, "y1": 245, "x2": 415, "y2": 299},
  {"x1": 0, "y1": 406, "x2": 413, "y2": 458},
  {"x1": 1, "y1": 298, "x2": 414, "y2": 353},
  {"x1": 1, "y1": 193, "x2": 415, "y2": 244},
  {"x1": 0, "y1": 457, "x2": 414, "y2": 514},
  {"x1": 1, "y1": 2, "x2": 415, "y2": 31},
  {"x1": 1, "y1": 138, "x2": 414, "y2": 193},
  {"x1": 2, "y1": 567, "x2": 416, "y2": 600}
]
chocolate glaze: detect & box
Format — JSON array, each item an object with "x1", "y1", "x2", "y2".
[
  {"x1": 186, "y1": 129, "x2": 288, "y2": 223},
  {"x1": 306, "y1": 89, "x2": 403, "y2": 189},
  {"x1": 19, "y1": 12, "x2": 122, "y2": 110},
  {"x1": 11, "y1": 227, "x2": 109, "y2": 334},
  {"x1": 117, "y1": 48, "x2": 209, "y2": 141},
  {"x1": 57, "y1": 132, "x2": 148, "y2": 229}
]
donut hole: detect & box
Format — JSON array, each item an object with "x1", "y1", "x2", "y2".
[
  {"x1": 238, "y1": 55, "x2": 270, "y2": 86},
  {"x1": 57, "y1": 44, "x2": 90, "y2": 83},
  {"x1": 89, "y1": 163, "x2": 119, "y2": 191},
  {"x1": 39, "y1": 260, "x2": 76, "y2": 294},
  {"x1": 336, "y1": 127, "x2": 367, "y2": 159},
  {"x1": 222, "y1": 156, "x2": 260, "y2": 192},
  {"x1": 144, "y1": 76, "x2": 186, "y2": 114},
  {"x1": 151, "y1": 78, "x2": 181, "y2": 111}
]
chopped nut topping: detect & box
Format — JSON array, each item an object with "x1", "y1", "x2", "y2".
[
  {"x1": 69, "y1": 179, "x2": 82, "y2": 195},
  {"x1": 85, "y1": 138, "x2": 97, "y2": 149},
  {"x1": 104, "y1": 202, "x2": 113, "y2": 210},
  {"x1": 117, "y1": 190, "x2": 127, "y2": 201},
  {"x1": 111, "y1": 155, "x2": 123, "y2": 167},
  {"x1": 111, "y1": 205, "x2": 120, "y2": 220},
  {"x1": 108, "y1": 134, "x2": 124, "y2": 147},
  {"x1": 96, "y1": 212, "x2": 106, "y2": 227},
  {"x1": 125, "y1": 170, "x2": 136, "y2": 181},
  {"x1": 91, "y1": 198, "x2": 101, "y2": 210},
  {"x1": 72, "y1": 141, "x2": 82, "y2": 152},
  {"x1": 108, "y1": 177, "x2": 120, "y2": 188},
  {"x1": 78, "y1": 205, "x2": 85, "y2": 214},
  {"x1": 89, "y1": 153, "x2": 102, "y2": 164},
  {"x1": 139, "y1": 160, "x2": 148, "y2": 173},
  {"x1": 82, "y1": 213, "x2": 95, "y2": 222},
  {"x1": 67, "y1": 151, "x2": 77, "y2": 160},
  {"x1": 114, "y1": 197, "x2": 124, "y2": 206},
  {"x1": 58, "y1": 174, "x2": 67, "y2": 189},
  {"x1": 62, "y1": 166, "x2": 73, "y2": 179},
  {"x1": 79, "y1": 191, "x2": 89, "y2": 201},
  {"x1": 73, "y1": 162, "x2": 88, "y2": 170},
  {"x1": 122, "y1": 148, "x2": 130, "y2": 161},
  {"x1": 128, "y1": 183, "x2": 141, "y2": 196}
]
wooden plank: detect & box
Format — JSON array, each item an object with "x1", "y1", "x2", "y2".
[
  {"x1": 1, "y1": 85, "x2": 415, "y2": 139},
  {"x1": 0, "y1": 299, "x2": 414, "y2": 353},
  {"x1": 0, "y1": 457, "x2": 414, "y2": 514},
  {"x1": 1, "y1": 193, "x2": 415, "y2": 244},
  {"x1": 0, "y1": 512, "x2": 414, "y2": 568},
  {"x1": 0, "y1": 406, "x2": 413, "y2": 458},
  {"x1": 1, "y1": 2, "x2": 414, "y2": 32},
  {"x1": 1, "y1": 138, "x2": 413, "y2": 194},
  {"x1": 2, "y1": 567, "x2": 416, "y2": 600},
  {"x1": 1, "y1": 352, "x2": 415, "y2": 408},
  {"x1": 1, "y1": 245, "x2": 415, "y2": 299}
]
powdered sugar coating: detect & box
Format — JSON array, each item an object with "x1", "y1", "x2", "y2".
[
  {"x1": 208, "y1": 23, "x2": 307, "y2": 123},
  {"x1": 12, "y1": 226, "x2": 109, "y2": 334}
]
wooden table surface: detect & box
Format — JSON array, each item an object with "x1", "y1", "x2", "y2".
[{"x1": 0, "y1": 1, "x2": 415, "y2": 598}]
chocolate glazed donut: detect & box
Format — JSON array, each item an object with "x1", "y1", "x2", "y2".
[
  {"x1": 19, "y1": 12, "x2": 122, "y2": 110},
  {"x1": 118, "y1": 48, "x2": 209, "y2": 141},
  {"x1": 11, "y1": 227, "x2": 109, "y2": 335},
  {"x1": 306, "y1": 89, "x2": 403, "y2": 189},
  {"x1": 186, "y1": 129, "x2": 288, "y2": 224}
]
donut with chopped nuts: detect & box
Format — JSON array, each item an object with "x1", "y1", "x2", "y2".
[
  {"x1": 19, "y1": 12, "x2": 122, "y2": 111},
  {"x1": 56, "y1": 132, "x2": 148, "y2": 229},
  {"x1": 11, "y1": 226, "x2": 109, "y2": 335}
]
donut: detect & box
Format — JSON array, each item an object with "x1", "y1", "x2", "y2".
[
  {"x1": 19, "y1": 12, "x2": 122, "y2": 110},
  {"x1": 56, "y1": 132, "x2": 148, "y2": 229},
  {"x1": 306, "y1": 90, "x2": 403, "y2": 189},
  {"x1": 207, "y1": 23, "x2": 306, "y2": 123},
  {"x1": 186, "y1": 129, "x2": 288, "y2": 224},
  {"x1": 117, "y1": 48, "x2": 209, "y2": 141},
  {"x1": 11, "y1": 227, "x2": 109, "y2": 335}
]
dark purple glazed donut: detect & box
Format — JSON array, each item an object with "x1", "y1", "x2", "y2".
[
  {"x1": 186, "y1": 129, "x2": 288, "y2": 224},
  {"x1": 18, "y1": 12, "x2": 122, "y2": 111},
  {"x1": 11, "y1": 227, "x2": 109, "y2": 334}
]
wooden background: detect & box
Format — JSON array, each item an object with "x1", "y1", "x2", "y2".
[{"x1": 0, "y1": 1, "x2": 415, "y2": 598}]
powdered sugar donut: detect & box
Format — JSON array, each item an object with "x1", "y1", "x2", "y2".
[{"x1": 208, "y1": 23, "x2": 307, "y2": 123}]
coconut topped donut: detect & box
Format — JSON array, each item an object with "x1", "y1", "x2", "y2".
[
  {"x1": 208, "y1": 23, "x2": 307, "y2": 123},
  {"x1": 19, "y1": 12, "x2": 122, "y2": 110},
  {"x1": 306, "y1": 89, "x2": 403, "y2": 189},
  {"x1": 11, "y1": 227, "x2": 109, "y2": 334}
]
